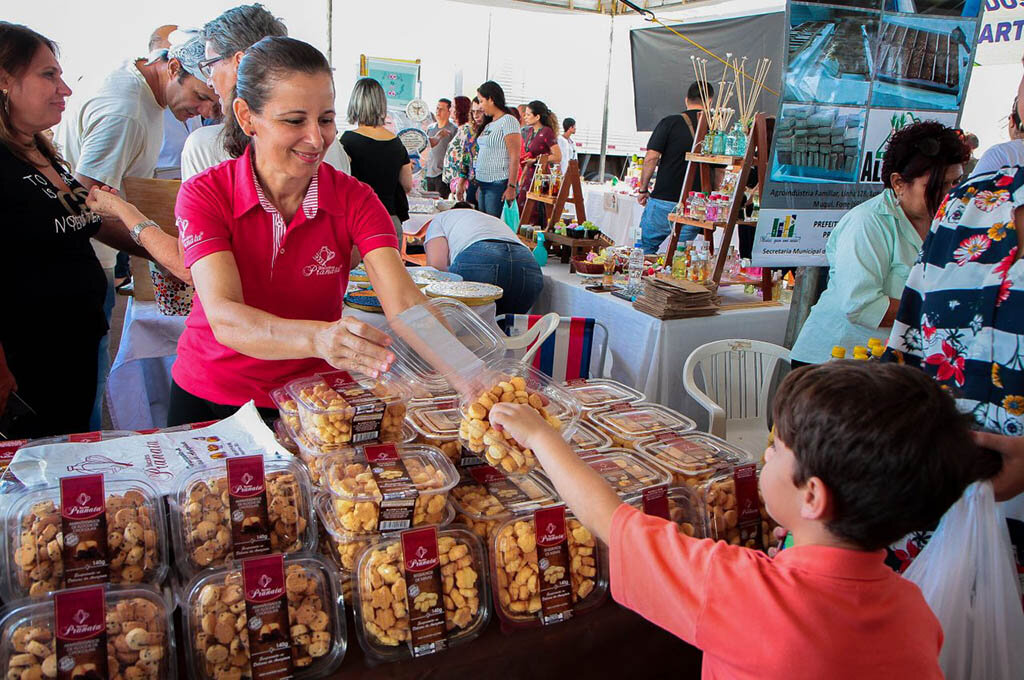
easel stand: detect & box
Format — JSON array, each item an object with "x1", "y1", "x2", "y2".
[
  {"x1": 520, "y1": 158, "x2": 586, "y2": 229},
  {"x1": 665, "y1": 112, "x2": 774, "y2": 301}
]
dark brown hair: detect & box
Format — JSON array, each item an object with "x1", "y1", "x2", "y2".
[
  {"x1": 0, "y1": 22, "x2": 67, "y2": 170},
  {"x1": 526, "y1": 99, "x2": 558, "y2": 133},
  {"x1": 453, "y1": 95, "x2": 471, "y2": 126},
  {"x1": 881, "y1": 120, "x2": 970, "y2": 217},
  {"x1": 772, "y1": 361, "x2": 1000, "y2": 551},
  {"x1": 224, "y1": 36, "x2": 332, "y2": 158}
]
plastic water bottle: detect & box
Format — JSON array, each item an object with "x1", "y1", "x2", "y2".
[
  {"x1": 533, "y1": 232, "x2": 548, "y2": 267},
  {"x1": 627, "y1": 247, "x2": 644, "y2": 293}
]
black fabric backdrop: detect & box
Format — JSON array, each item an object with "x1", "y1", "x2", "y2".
[{"x1": 630, "y1": 12, "x2": 786, "y2": 132}]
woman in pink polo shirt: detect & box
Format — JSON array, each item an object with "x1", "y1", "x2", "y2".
[{"x1": 106, "y1": 37, "x2": 426, "y2": 425}]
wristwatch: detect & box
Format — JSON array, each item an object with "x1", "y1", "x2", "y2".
[{"x1": 130, "y1": 219, "x2": 158, "y2": 245}]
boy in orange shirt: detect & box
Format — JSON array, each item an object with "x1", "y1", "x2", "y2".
[{"x1": 489, "y1": 362, "x2": 1003, "y2": 679}]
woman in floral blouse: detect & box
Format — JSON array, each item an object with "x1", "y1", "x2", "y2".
[{"x1": 443, "y1": 95, "x2": 477, "y2": 203}]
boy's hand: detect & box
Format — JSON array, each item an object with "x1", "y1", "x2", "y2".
[
  {"x1": 766, "y1": 526, "x2": 788, "y2": 557},
  {"x1": 973, "y1": 431, "x2": 1024, "y2": 502},
  {"x1": 488, "y1": 402, "x2": 555, "y2": 452}
]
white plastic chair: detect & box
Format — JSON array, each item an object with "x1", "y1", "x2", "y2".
[
  {"x1": 683, "y1": 339, "x2": 790, "y2": 457},
  {"x1": 502, "y1": 312, "x2": 560, "y2": 365}
]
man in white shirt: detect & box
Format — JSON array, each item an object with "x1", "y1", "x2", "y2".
[
  {"x1": 557, "y1": 116, "x2": 578, "y2": 175},
  {"x1": 181, "y1": 4, "x2": 349, "y2": 179}
]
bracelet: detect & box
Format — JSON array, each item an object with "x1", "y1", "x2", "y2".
[
  {"x1": 638, "y1": 189, "x2": 649, "y2": 195},
  {"x1": 129, "y1": 219, "x2": 158, "y2": 246}
]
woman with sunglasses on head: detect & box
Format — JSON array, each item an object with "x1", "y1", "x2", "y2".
[{"x1": 790, "y1": 121, "x2": 969, "y2": 366}]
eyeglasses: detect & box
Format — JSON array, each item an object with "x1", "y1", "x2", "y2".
[{"x1": 198, "y1": 55, "x2": 224, "y2": 79}]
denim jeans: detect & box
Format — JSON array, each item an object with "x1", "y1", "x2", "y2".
[
  {"x1": 467, "y1": 179, "x2": 478, "y2": 207},
  {"x1": 450, "y1": 240, "x2": 544, "y2": 316},
  {"x1": 476, "y1": 179, "x2": 507, "y2": 217},
  {"x1": 639, "y1": 197, "x2": 700, "y2": 254}
]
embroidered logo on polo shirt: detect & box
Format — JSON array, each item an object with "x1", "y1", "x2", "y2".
[
  {"x1": 303, "y1": 245, "x2": 342, "y2": 277},
  {"x1": 177, "y1": 217, "x2": 205, "y2": 249}
]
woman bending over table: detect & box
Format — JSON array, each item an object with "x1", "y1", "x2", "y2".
[{"x1": 89, "y1": 37, "x2": 427, "y2": 426}]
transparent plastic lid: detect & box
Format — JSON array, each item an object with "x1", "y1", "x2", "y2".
[
  {"x1": 270, "y1": 387, "x2": 298, "y2": 415},
  {"x1": 315, "y1": 491, "x2": 455, "y2": 542},
  {"x1": 624, "y1": 486, "x2": 703, "y2": 538},
  {"x1": 0, "y1": 477, "x2": 168, "y2": 601},
  {"x1": 561, "y1": 378, "x2": 645, "y2": 410},
  {"x1": 352, "y1": 527, "x2": 491, "y2": 663},
  {"x1": 170, "y1": 457, "x2": 316, "y2": 578},
  {"x1": 589, "y1": 402, "x2": 697, "y2": 442},
  {"x1": 323, "y1": 443, "x2": 459, "y2": 504},
  {"x1": 182, "y1": 554, "x2": 347, "y2": 680},
  {"x1": 449, "y1": 467, "x2": 558, "y2": 521},
  {"x1": 635, "y1": 432, "x2": 751, "y2": 477},
  {"x1": 696, "y1": 465, "x2": 774, "y2": 551},
  {"x1": 578, "y1": 450, "x2": 671, "y2": 499},
  {"x1": 406, "y1": 399, "x2": 462, "y2": 441},
  {"x1": 568, "y1": 421, "x2": 612, "y2": 452},
  {"x1": 386, "y1": 297, "x2": 506, "y2": 390},
  {"x1": 0, "y1": 584, "x2": 176, "y2": 680},
  {"x1": 285, "y1": 371, "x2": 410, "y2": 448}
]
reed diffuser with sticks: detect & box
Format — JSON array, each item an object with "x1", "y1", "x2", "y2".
[{"x1": 690, "y1": 54, "x2": 772, "y2": 157}]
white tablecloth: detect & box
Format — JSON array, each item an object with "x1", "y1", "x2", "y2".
[
  {"x1": 581, "y1": 185, "x2": 645, "y2": 246},
  {"x1": 107, "y1": 297, "x2": 497, "y2": 430},
  {"x1": 533, "y1": 263, "x2": 790, "y2": 430}
]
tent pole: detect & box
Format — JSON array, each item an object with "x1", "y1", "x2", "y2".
[
  {"x1": 598, "y1": 13, "x2": 615, "y2": 182},
  {"x1": 485, "y1": 11, "x2": 493, "y2": 80},
  {"x1": 326, "y1": 0, "x2": 333, "y2": 66}
]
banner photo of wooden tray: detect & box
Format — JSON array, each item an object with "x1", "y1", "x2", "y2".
[{"x1": 424, "y1": 281, "x2": 503, "y2": 306}]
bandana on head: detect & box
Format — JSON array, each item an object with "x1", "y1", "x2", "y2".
[{"x1": 167, "y1": 34, "x2": 206, "y2": 81}]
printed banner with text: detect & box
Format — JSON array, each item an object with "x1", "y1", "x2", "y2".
[{"x1": 753, "y1": 0, "x2": 984, "y2": 267}]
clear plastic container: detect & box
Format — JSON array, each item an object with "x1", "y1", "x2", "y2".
[
  {"x1": 635, "y1": 432, "x2": 752, "y2": 491},
  {"x1": 182, "y1": 554, "x2": 347, "y2": 679},
  {"x1": 275, "y1": 418, "x2": 300, "y2": 455},
  {"x1": 0, "y1": 584, "x2": 176, "y2": 680},
  {"x1": 0, "y1": 477, "x2": 168, "y2": 601},
  {"x1": 624, "y1": 485, "x2": 704, "y2": 538},
  {"x1": 286, "y1": 372, "x2": 409, "y2": 448},
  {"x1": 322, "y1": 444, "x2": 459, "y2": 535},
  {"x1": 588, "y1": 401, "x2": 696, "y2": 449},
  {"x1": 170, "y1": 458, "x2": 316, "y2": 579},
  {"x1": 577, "y1": 450, "x2": 671, "y2": 499},
  {"x1": 271, "y1": 386, "x2": 301, "y2": 435},
  {"x1": 25, "y1": 429, "x2": 137, "y2": 446},
  {"x1": 314, "y1": 492, "x2": 455, "y2": 575},
  {"x1": 459, "y1": 361, "x2": 582, "y2": 476},
  {"x1": 450, "y1": 467, "x2": 558, "y2": 541},
  {"x1": 696, "y1": 466, "x2": 775, "y2": 552},
  {"x1": 567, "y1": 421, "x2": 613, "y2": 453},
  {"x1": 407, "y1": 400, "x2": 469, "y2": 466},
  {"x1": 293, "y1": 421, "x2": 417, "y2": 486},
  {"x1": 352, "y1": 527, "x2": 491, "y2": 663},
  {"x1": 489, "y1": 509, "x2": 608, "y2": 628},
  {"x1": 562, "y1": 378, "x2": 646, "y2": 410}
]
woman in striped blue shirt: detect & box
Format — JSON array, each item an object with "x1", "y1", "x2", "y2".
[{"x1": 473, "y1": 81, "x2": 521, "y2": 218}]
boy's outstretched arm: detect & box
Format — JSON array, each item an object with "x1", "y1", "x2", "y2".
[{"x1": 489, "y1": 402, "x2": 622, "y2": 544}]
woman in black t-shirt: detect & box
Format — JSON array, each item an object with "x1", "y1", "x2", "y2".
[
  {"x1": 340, "y1": 78, "x2": 412, "y2": 242},
  {"x1": 0, "y1": 23, "x2": 152, "y2": 437}
]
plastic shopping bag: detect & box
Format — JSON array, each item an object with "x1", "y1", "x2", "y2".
[
  {"x1": 502, "y1": 199, "x2": 521, "y2": 233},
  {"x1": 904, "y1": 482, "x2": 1024, "y2": 680}
]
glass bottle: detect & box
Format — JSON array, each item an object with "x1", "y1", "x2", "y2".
[{"x1": 627, "y1": 247, "x2": 645, "y2": 294}]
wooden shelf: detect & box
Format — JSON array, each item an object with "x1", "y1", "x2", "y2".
[
  {"x1": 526, "y1": 192, "x2": 556, "y2": 205},
  {"x1": 685, "y1": 152, "x2": 743, "y2": 166},
  {"x1": 667, "y1": 214, "x2": 726, "y2": 229}
]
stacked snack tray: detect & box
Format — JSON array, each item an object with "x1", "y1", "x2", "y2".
[
  {"x1": 624, "y1": 486, "x2": 704, "y2": 538},
  {"x1": 459, "y1": 361, "x2": 581, "y2": 475},
  {"x1": 489, "y1": 507, "x2": 608, "y2": 628},
  {"x1": 0, "y1": 584, "x2": 176, "y2": 680},
  {"x1": 323, "y1": 443, "x2": 459, "y2": 535},
  {"x1": 568, "y1": 421, "x2": 613, "y2": 453},
  {"x1": 293, "y1": 419, "x2": 417, "y2": 487},
  {"x1": 270, "y1": 387, "x2": 301, "y2": 437},
  {"x1": 574, "y1": 450, "x2": 671, "y2": 499},
  {"x1": 697, "y1": 464, "x2": 775, "y2": 551},
  {"x1": 274, "y1": 419, "x2": 300, "y2": 455},
  {"x1": 560, "y1": 378, "x2": 645, "y2": 411},
  {"x1": 286, "y1": 371, "x2": 409, "y2": 448},
  {"x1": 588, "y1": 401, "x2": 696, "y2": 450},
  {"x1": 406, "y1": 399, "x2": 468, "y2": 467},
  {"x1": 170, "y1": 458, "x2": 316, "y2": 579},
  {"x1": 353, "y1": 527, "x2": 491, "y2": 662},
  {"x1": 0, "y1": 477, "x2": 168, "y2": 601},
  {"x1": 636, "y1": 432, "x2": 751, "y2": 495},
  {"x1": 314, "y1": 491, "x2": 455, "y2": 586},
  {"x1": 182, "y1": 554, "x2": 347, "y2": 679},
  {"x1": 449, "y1": 466, "x2": 558, "y2": 542}
]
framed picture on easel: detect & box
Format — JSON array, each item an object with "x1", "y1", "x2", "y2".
[{"x1": 359, "y1": 54, "x2": 421, "y2": 110}]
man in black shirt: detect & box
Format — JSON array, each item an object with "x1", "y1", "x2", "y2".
[{"x1": 636, "y1": 81, "x2": 711, "y2": 254}]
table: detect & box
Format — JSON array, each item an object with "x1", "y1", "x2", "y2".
[
  {"x1": 106, "y1": 297, "x2": 497, "y2": 431},
  {"x1": 533, "y1": 263, "x2": 789, "y2": 431},
  {"x1": 581, "y1": 184, "x2": 645, "y2": 246}
]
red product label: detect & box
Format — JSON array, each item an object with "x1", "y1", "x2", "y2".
[
  {"x1": 321, "y1": 371, "x2": 386, "y2": 442},
  {"x1": 68, "y1": 432, "x2": 103, "y2": 443},
  {"x1": 226, "y1": 456, "x2": 272, "y2": 558},
  {"x1": 54, "y1": 585, "x2": 109, "y2": 680},
  {"x1": 400, "y1": 527, "x2": 447, "y2": 656},
  {"x1": 242, "y1": 554, "x2": 294, "y2": 679},
  {"x1": 0, "y1": 440, "x2": 26, "y2": 474},
  {"x1": 365, "y1": 444, "x2": 418, "y2": 532},
  {"x1": 466, "y1": 465, "x2": 531, "y2": 507},
  {"x1": 188, "y1": 420, "x2": 220, "y2": 430},
  {"x1": 534, "y1": 506, "x2": 572, "y2": 625},
  {"x1": 134, "y1": 428, "x2": 160, "y2": 435},
  {"x1": 641, "y1": 484, "x2": 671, "y2": 520},
  {"x1": 59, "y1": 474, "x2": 110, "y2": 587},
  {"x1": 565, "y1": 378, "x2": 590, "y2": 387},
  {"x1": 733, "y1": 464, "x2": 764, "y2": 549},
  {"x1": 457, "y1": 446, "x2": 486, "y2": 468}
]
